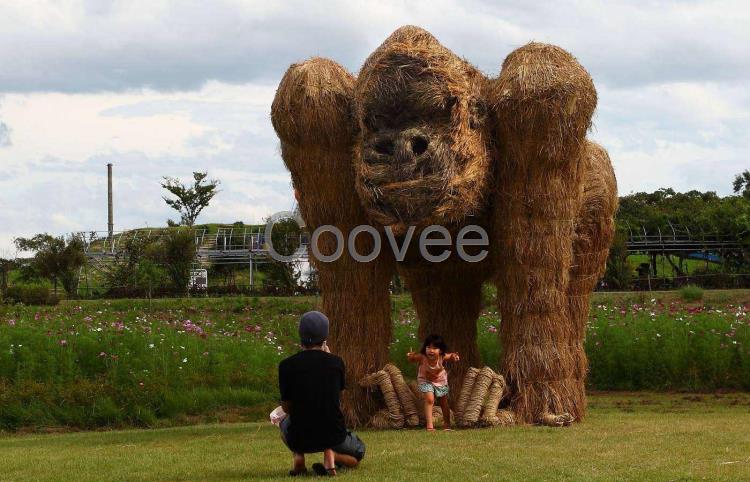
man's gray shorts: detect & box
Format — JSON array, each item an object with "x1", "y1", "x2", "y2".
[{"x1": 280, "y1": 416, "x2": 366, "y2": 461}]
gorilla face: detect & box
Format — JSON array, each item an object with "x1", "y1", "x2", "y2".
[
  {"x1": 353, "y1": 32, "x2": 492, "y2": 232},
  {"x1": 359, "y1": 76, "x2": 458, "y2": 225}
]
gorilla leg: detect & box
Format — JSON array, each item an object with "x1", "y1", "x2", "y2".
[
  {"x1": 272, "y1": 58, "x2": 395, "y2": 427},
  {"x1": 489, "y1": 43, "x2": 598, "y2": 424},
  {"x1": 566, "y1": 141, "x2": 618, "y2": 420}
]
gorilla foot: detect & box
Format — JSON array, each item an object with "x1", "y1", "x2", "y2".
[{"x1": 539, "y1": 412, "x2": 574, "y2": 427}]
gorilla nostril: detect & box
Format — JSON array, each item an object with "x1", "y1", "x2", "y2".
[
  {"x1": 411, "y1": 136, "x2": 429, "y2": 156},
  {"x1": 374, "y1": 138, "x2": 394, "y2": 155}
]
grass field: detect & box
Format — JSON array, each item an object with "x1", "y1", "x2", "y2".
[
  {"x1": 1, "y1": 290, "x2": 750, "y2": 430},
  {"x1": 1, "y1": 392, "x2": 749, "y2": 481}
]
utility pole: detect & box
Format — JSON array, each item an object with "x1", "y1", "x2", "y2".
[{"x1": 107, "y1": 163, "x2": 114, "y2": 241}]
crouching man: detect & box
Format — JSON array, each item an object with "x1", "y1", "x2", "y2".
[{"x1": 278, "y1": 311, "x2": 365, "y2": 476}]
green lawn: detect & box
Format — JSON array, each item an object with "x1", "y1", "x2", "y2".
[{"x1": 1, "y1": 393, "x2": 749, "y2": 481}]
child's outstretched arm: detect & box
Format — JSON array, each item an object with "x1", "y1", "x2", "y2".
[
  {"x1": 444, "y1": 352, "x2": 461, "y2": 362},
  {"x1": 406, "y1": 351, "x2": 423, "y2": 363}
]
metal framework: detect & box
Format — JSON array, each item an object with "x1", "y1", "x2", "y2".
[
  {"x1": 623, "y1": 221, "x2": 744, "y2": 255},
  {"x1": 74, "y1": 221, "x2": 746, "y2": 295},
  {"x1": 621, "y1": 221, "x2": 747, "y2": 288},
  {"x1": 77, "y1": 226, "x2": 310, "y2": 295}
]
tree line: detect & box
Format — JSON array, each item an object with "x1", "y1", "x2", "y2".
[{"x1": 3, "y1": 171, "x2": 749, "y2": 302}]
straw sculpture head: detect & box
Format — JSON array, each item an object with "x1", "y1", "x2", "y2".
[{"x1": 353, "y1": 26, "x2": 492, "y2": 233}]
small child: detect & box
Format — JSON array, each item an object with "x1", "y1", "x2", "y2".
[{"x1": 407, "y1": 334, "x2": 460, "y2": 431}]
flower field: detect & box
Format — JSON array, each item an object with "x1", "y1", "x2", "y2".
[{"x1": 1, "y1": 291, "x2": 749, "y2": 431}]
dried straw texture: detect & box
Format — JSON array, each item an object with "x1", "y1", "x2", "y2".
[
  {"x1": 370, "y1": 410, "x2": 394, "y2": 430},
  {"x1": 540, "y1": 412, "x2": 574, "y2": 427},
  {"x1": 359, "y1": 370, "x2": 404, "y2": 428},
  {"x1": 480, "y1": 374, "x2": 507, "y2": 426},
  {"x1": 564, "y1": 141, "x2": 618, "y2": 419},
  {"x1": 271, "y1": 58, "x2": 396, "y2": 427},
  {"x1": 353, "y1": 26, "x2": 492, "y2": 230},
  {"x1": 383, "y1": 363, "x2": 420, "y2": 427},
  {"x1": 460, "y1": 366, "x2": 495, "y2": 427},
  {"x1": 273, "y1": 28, "x2": 617, "y2": 429},
  {"x1": 454, "y1": 367, "x2": 479, "y2": 422},
  {"x1": 495, "y1": 409, "x2": 516, "y2": 426},
  {"x1": 488, "y1": 43, "x2": 597, "y2": 424},
  {"x1": 569, "y1": 141, "x2": 618, "y2": 316}
]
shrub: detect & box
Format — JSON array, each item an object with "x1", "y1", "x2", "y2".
[
  {"x1": 679, "y1": 285, "x2": 704, "y2": 302},
  {"x1": 4, "y1": 286, "x2": 59, "y2": 305},
  {"x1": 13, "y1": 233, "x2": 85, "y2": 296},
  {"x1": 603, "y1": 230, "x2": 632, "y2": 289},
  {"x1": 156, "y1": 230, "x2": 196, "y2": 293}
]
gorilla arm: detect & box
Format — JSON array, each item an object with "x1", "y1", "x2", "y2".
[
  {"x1": 487, "y1": 43, "x2": 597, "y2": 424},
  {"x1": 271, "y1": 58, "x2": 395, "y2": 427}
]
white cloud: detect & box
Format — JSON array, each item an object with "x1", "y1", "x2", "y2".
[
  {"x1": 592, "y1": 81, "x2": 750, "y2": 195},
  {"x1": 1, "y1": 1, "x2": 748, "y2": 92},
  {"x1": 1, "y1": 92, "x2": 211, "y2": 162},
  {"x1": 0, "y1": 120, "x2": 10, "y2": 147},
  {"x1": 0, "y1": 80, "x2": 290, "y2": 250},
  {"x1": 1, "y1": 1, "x2": 749, "y2": 251}
]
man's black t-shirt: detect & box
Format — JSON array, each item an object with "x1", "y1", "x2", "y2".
[{"x1": 278, "y1": 349, "x2": 347, "y2": 453}]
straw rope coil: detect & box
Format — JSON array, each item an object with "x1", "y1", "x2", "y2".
[
  {"x1": 454, "y1": 367, "x2": 479, "y2": 422},
  {"x1": 383, "y1": 363, "x2": 420, "y2": 427},
  {"x1": 460, "y1": 366, "x2": 495, "y2": 426},
  {"x1": 480, "y1": 374, "x2": 507, "y2": 426}
]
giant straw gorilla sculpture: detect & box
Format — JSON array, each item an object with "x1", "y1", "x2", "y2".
[{"x1": 271, "y1": 26, "x2": 618, "y2": 427}]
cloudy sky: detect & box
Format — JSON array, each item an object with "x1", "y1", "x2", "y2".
[{"x1": 1, "y1": 0, "x2": 748, "y2": 253}]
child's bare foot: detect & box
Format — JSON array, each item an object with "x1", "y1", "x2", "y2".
[{"x1": 426, "y1": 426, "x2": 436, "y2": 432}]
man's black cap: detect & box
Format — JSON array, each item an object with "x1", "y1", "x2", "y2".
[{"x1": 299, "y1": 311, "x2": 329, "y2": 346}]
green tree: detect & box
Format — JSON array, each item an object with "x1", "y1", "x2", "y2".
[
  {"x1": 14, "y1": 233, "x2": 86, "y2": 296},
  {"x1": 161, "y1": 172, "x2": 220, "y2": 226},
  {"x1": 102, "y1": 235, "x2": 167, "y2": 296},
  {"x1": 261, "y1": 217, "x2": 302, "y2": 294},
  {"x1": 733, "y1": 170, "x2": 750, "y2": 199},
  {"x1": 136, "y1": 258, "x2": 167, "y2": 301},
  {"x1": 614, "y1": 185, "x2": 750, "y2": 277},
  {"x1": 0, "y1": 256, "x2": 15, "y2": 299},
  {"x1": 150, "y1": 230, "x2": 196, "y2": 294},
  {"x1": 268, "y1": 217, "x2": 302, "y2": 257},
  {"x1": 603, "y1": 229, "x2": 632, "y2": 289}
]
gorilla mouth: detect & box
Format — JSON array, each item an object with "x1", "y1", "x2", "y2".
[{"x1": 360, "y1": 166, "x2": 445, "y2": 227}]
